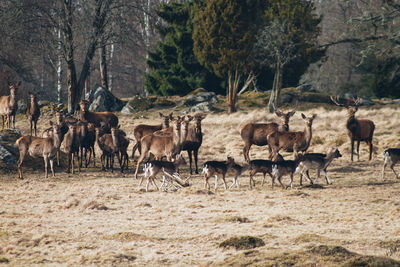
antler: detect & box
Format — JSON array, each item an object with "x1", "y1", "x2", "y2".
[
  {"x1": 352, "y1": 97, "x2": 362, "y2": 107},
  {"x1": 330, "y1": 96, "x2": 346, "y2": 107}
]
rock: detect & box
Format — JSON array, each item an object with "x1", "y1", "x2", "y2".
[
  {"x1": 86, "y1": 85, "x2": 125, "y2": 112},
  {"x1": 17, "y1": 99, "x2": 28, "y2": 114},
  {"x1": 0, "y1": 143, "x2": 17, "y2": 165},
  {"x1": 121, "y1": 96, "x2": 153, "y2": 114},
  {"x1": 184, "y1": 92, "x2": 218, "y2": 106},
  {"x1": 359, "y1": 98, "x2": 375, "y2": 106},
  {"x1": 297, "y1": 83, "x2": 316, "y2": 93},
  {"x1": 0, "y1": 129, "x2": 21, "y2": 166},
  {"x1": 188, "y1": 102, "x2": 215, "y2": 113}
]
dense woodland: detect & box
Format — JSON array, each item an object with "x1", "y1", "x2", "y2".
[{"x1": 0, "y1": 0, "x2": 399, "y2": 112}]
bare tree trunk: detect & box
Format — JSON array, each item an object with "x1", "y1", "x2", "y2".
[
  {"x1": 227, "y1": 69, "x2": 241, "y2": 113},
  {"x1": 56, "y1": 28, "x2": 62, "y2": 103},
  {"x1": 108, "y1": 43, "x2": 114, "y2": 92},
  {"x1": 268, "y1": 67, "x2": 278, "y2": 113},
  {"x1": 100, "y1": 44, "x2": 109, "y2": 90}
]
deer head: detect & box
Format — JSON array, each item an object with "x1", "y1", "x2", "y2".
[{"x1": 330, "y1": 96, "x2": 362, "y2": 117}]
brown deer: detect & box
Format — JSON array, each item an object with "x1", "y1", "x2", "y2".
[
  {"x1": 95, "y1": 127, "x2": 122, "y2": 172},
  {"x1": 297, "y1": 148, "x2": 342, "y2": 185},
  {"x1": 16, "y1": 121, "x2": 62, "y2": 179},
  {"x1": 131, "y1": 112, "x2": 173, "y2": 159},
  {"x1": 134, "y1": 117, "x2": 184, "y2": 179},
  {"x1": 78, "y1": 122, "x2": 96, "y2": 168},
  {"x1": 26, "y1": 92, "x2": 40, "y2": 136},
  {"x1": 248, "y1": 160, "x2": 275, "y2": 189},
  {"x1": 202, "y1": 156, "x2": 235, "y2": 191},
  {"x1": 271, "y1": 158, "x2": 303, "y2": 189},
  {"x1": 63, "y1": 124, "x2": 81, "y2": 174},
  {"x1": 228, "y1": 160, "x2": 250, "y2": 189},
  {"x1": 267, "y1": 113, "x2": 317, "y2": 160},
  {"x1": 0, "y1": 81, "x2": 20, "y2": 129},
  {"x1": 240, "y1": 109, "x2": 295, "y2": 162},
  {"x1": 140, "y1": 154, "x2": 188, "y2": 192},
  {"x1": 331, "y1": 96, "x2": 375, "y2": 161},
  {"x1": 382, "y1": 148, "x2": 400, "y2": 179},
  {"x1": 79, "y1": 99, "x2": 118, "y2": 128},
  {"x1": 181, "y1": 114, "x2": 207, "y2": 174}
]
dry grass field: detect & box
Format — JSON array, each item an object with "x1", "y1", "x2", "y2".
[{"x1": 1, "y1": 102, "x2": 400, "y2": 266}]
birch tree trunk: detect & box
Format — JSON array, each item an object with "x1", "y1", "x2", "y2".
[{"x1": 100, "y1": 44, "x2": 109, "y2": 90}]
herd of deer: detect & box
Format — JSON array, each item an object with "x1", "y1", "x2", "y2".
[{"x1": 1, "y1": 82, "x2": 399, "y2": 191}]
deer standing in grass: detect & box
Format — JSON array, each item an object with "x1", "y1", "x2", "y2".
[
  {"x1": 271, "y1": 158, "x2": 303, "y2": 189},
  {"x1": 16, "y1": 122, "x2": 62, "y2": 179},
  {"x1": 79, "y1": 99, "x2": 118, "y2": 128},
  {"x1": 63, "y1": 124, "x2": 81, "y2": 174},
  {"x1": 331, "y1": 96, "x2": 375, "y2": 161},
  {"x1": 382, "y1": 148, "x2": 400, "y2": 179},
  {"x1": 240, "y1": 109, "x2": 295, "y2": 162},
  {"x1": 95, "y1": 127, "x2": 122, "y2": 172},
  {"x1": 0, "y1": 81, "x2": 20, "y2": 129},
  {"x1": 267, "y1": 113, "x2": 316, "y2": 160},
  {"x1": 297, "y1": 148, "x2": 342, "y2": 185},
  {"x1": 131, "y1": 112, "x2": 173, "y2": 159},
  {"x1": 140, "y1": 154, "x2": 188, "y2": 192},
  {"x1": 26, "y1": 92, "x2": 40, "y2": 136},
  {"x1": 181, "y1": 114, "x2": 206, "y2": 174},
  {"x1": 134, "y1": 117, "x2": 187, "y2": 179},
  {"x1": 202, "y1": 156, "x2": 235, "y2": 191}
]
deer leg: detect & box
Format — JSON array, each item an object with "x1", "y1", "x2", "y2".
[
  {"x1": 314, "y1": 169, "x2": 320, "y2": 183},
  {"x1": 92, "y1": 146, "x2": 96, "y2": 167},
  {"x1": 229, "y1": 177, "x2": 236, "y2": 189},
  {"x1": 350, "y1": 139, "x2": 354, "y2": 161},
  {"x1": 277, "y1": 175, "x2": 285, "y2": 189},
  {"x1": 135, "y1": 153, "x2": 146, "y2": 179},
  {"x1": 261, "y1": 173, "x2": 267, "y2": 186},
  {"x1": 194, "y1": 149, "x2": 199, "y2": 174},
  {"x1": 44, "y1": 156, "x2": 49, "y2": 179},
  {"x1": 286, "y1": 174, "x2": 294, "y2": 189},
  {"x1": 368, "y1": 140, "x2": 373, "y2": 161},
  {"x1": 17, "y1": 155, "x2": 25, "y2": 179},
  {"x1": 221, "y1": 174, "x2": 228, "y2": 189},
  {"x1": 356, "y1": 140, "x2": 360, "y2": 161},
  {"x1": 131, "y1": 142, "x2": 138, "y2": 158},
  {"x1": 66, "y1": 152, "x2": 71, "y2": 173},
  {"x1": 243, "y1": 142, "x2": 251, "y2": 162},
  {"x1": 57, "y1": 149, "x2": 60, "y2": 166},
  {"x1": 71, "y1": 152, "x2": 75, "y2": 174},
  {"x1": 304, "y1": 170, "x2": 313, "y2": 185},
  {"x1": 249, "y1": 172, "x2": 254, "y2": 189},
  {"x1": 382, "y1": 161, "x2": 388, "y2": 179},
  {"x1": 322, "y1": 169, "x2": 331, "y2": 184},
  {"x1": 390, "y1": 163, "x2": 399, "y2": 179},
  {"x1": 2, "y1": 115, "x2": 4, "y2": 130},
  {"x1": 50, "y1": 159, "x2": 55, "y2": 178},
  {"x1": 214, "y1": 175, "x2": 219, "y2": 190},
  {"x1": 204, "y1": 175, "x2": 210, "y2": 190},
  {"x1": 34, "y1": 120, "x2": 37, "y2": 136},
  {"x1": 77, "y1": 152, "x2": 81, "y2": 173},
  {"x1": 186, "y1": 150, "x2": 193, "y2": 175}
]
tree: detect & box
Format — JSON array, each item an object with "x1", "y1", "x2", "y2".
[
  {"x1": 145, "y1": 1, "x2": 223, "y2": 96},
  {"x1": 193, "y1": 0, "x2": 263, "y2": 113},
  {"x1": 257, "y1": 0, "x2": 324, "y2": 111}
]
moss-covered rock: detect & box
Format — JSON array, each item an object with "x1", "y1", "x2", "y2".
[
  {"x1": 219, "y1": 236, "x2": 265, "y2": 250},
  {"x1": 121, "y1": 96, "x2": 153, "y2": 114}
]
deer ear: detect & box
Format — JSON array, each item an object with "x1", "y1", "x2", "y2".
[
  {"x1": 312, "y1": 114, "x2": 317, "y2": 119},
  {"x1": 16, "y1": 81, "x2": 21, "y2": 86},
  {"x1": 275, "y1": 110, "x2": 283, "y2": 117},
  {"x1": 288, "y1": 110, "x2": 296, "y2": 117},
  {"x1": 301, "y1": 113, "x2": 306, "y2": 119}
]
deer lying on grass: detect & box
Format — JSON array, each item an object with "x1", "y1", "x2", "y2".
[
  {"x1": 240, "y1": 109, "x2": 295, "y2": 162},
  {"x1": 382, "y1": 148, "x2": 400, "y2": 179},
  {"x1": 95, "y1": 127, "x2": 122, "y2": 173},
  {"x1": 26, "y1": 92, "x2": 40, "y2": 136},
  {"x1": 63, "y1": 124, "x2": 81, "y2": 174},
  {"x1": 16, "y1": 121, "x2": 62, "y2": 179},
  {"x1": 202, "y1": 156, "x2": 235, "y2": 191},
  {"x1": 331, "y1": 96, "x2": 375, "y2": 161},
  {"x1": 267, "y1": 113, "x2": 316, "y2": 160},
  {"x1": 297, "y1": 148, "x2": 342, "y2": 185},
  {"x1": 271, "y1": 158, "x2": 303, "y2": 189},
  {"x1": 140, "y1": 154, "x2": 188, "y2": 192},
  {"x1": 135, "y1": 117, "x2": 188, "y2": 179},
  {"x1": 131, "y1": 112, "x2": 173, "y2": 159},
  {"x1": 0, "y1": 81, "x2": 20, "y2": 129},
  {"x1": 182, "y1": 114, "x2": 206, "y2": 174},
  {"x1": 79, "y1": 99, "x2": 118, "y2": 128}
]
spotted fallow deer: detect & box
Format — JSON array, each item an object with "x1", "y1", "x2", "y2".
[
  {"x1": 382, "y1": 148, "x2": 400, "y2": 179},
  {"x1": 202, "y1": 156, "x2": 235, "y2": 191},
  {"x1": 0, "y1": 81, "x2": 20, "y2": 129},
  {"x1": 331, "y1": 96, "x2": 375, "y2": 161},
  {"x1": 240, "y1": 109, "x2": 295, "y2": 162}
]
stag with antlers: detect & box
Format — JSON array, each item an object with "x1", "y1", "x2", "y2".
[{"x1": 331, "y1": 96, "x2": 375, "y2": 161}]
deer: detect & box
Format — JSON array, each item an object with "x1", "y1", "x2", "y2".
[
  {"x1": 240, "y1": 108, "x2": 295, "y2": 162},
  {"x1": 140, "y1": 154, "x2": 188, "y2": 192},
  {"x1": 271, "y1": 157, "x2": 303, "y2": 189},
  {"x1": 134, "y1": 117, "x2": 185, "y2": 179},
  {"x1": 267, "y1": 113, "x2": 317, "y2": 160},
  {"x1": 382, "y1": 148, "x2": 400, "y2": 179},
  {"x1": 16, "y1": 121, "x2": 62, "y2": 179},
  {"x1": 181, "y1": 113, "x2": 207, "y2": 174},
  {"x1": 202, "y1": 156, "x2": 235, "y2": 191},
  {"x1": 63, "y1": 123, "x2": 81, "y2": 174},
  {"x1": 78, "y1": 122, "x2": 96, "y2": 168},
  {"x1": 0, "y1": 81, "x2": 20, "y2": 129},
  {"x1": 131, "y1": 112, "x2": 173, "y2": 159},
  {"x1": 95, "y1": 127, "x2": 122, "y2": 173},
  {"x1": 227, "y1": 160, "x2": 250, "y2": 189},
  {"x1": 26, "y1": 92, "x2": 41, "y2": 136},
  {"x1": 331, "y1": 96, "x2": 375, "y2": 161},
  {"x1": 79, "y1": 99, "x2": 118, "y2": 128},
  {"x1": 297, "y1": 148, "x2": 342, "y2": 185}
]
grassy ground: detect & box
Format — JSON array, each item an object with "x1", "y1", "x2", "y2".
[{"x1": 1, "y1": 99, "x2": 400, "y2": 266}]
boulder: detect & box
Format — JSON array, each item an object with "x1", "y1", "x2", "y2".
[
  {"x1": 297, "y1": 83, "x2": 317, "y2": 93},
  {"x1": 0, "y1": 129, "x2": 21, "y2": 166},
  {"x1": 184, "y1": 92, "x2": 218, "y2": 106},
  {"x1": 17, "y1": 99, "x2": 28, "y2": 114},
  {"x1": 121, "y1": 96, "x2": 153, "y2": 114},
  {"x1": 86, "y1": 85, "x2": 125, "y2": 112},
  {"x1": 188, "y1": 102, "x2": 216, "y2": 113}
]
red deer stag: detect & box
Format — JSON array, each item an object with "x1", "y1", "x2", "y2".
[
  {"x1": 131, "y1": 112, "x2": 173, "y2": 159},
  {"x1": 240, "y1": 109, "x2": 295, "y2": 162},
  {"x1": 16, "y1": 121, "x2": 62, "y2": 179},
  {"x1": 331, "y1": 96, "x2": 375, "y2": 161},
  {"x1": 26, "y1": 92, "x2": 40, "y2": 136},
  {"x1": 79, "y1": 100, "x2": 118, "y2": 128},
  {"x1": 267, "y1": 113, "x2": 316, "y2": 160},
  {"x1": 0, "y1": 81, "x2": 20, "y2": 129},
  {"x1": 181, "y1": 114, "x2": 206, "y2": 174}
]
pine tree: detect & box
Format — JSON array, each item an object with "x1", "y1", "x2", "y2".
[{"x1": 145, "y1": 1, "x2": 223, "y2": 96}]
